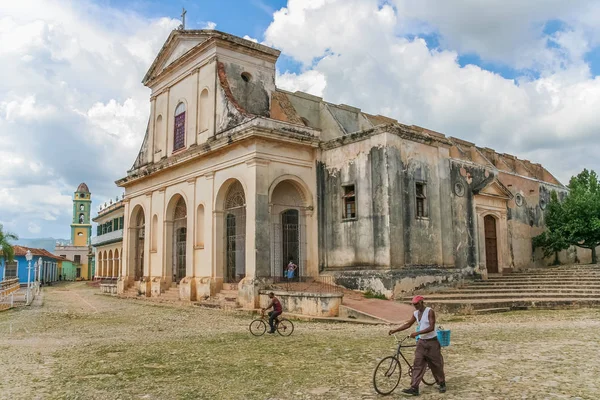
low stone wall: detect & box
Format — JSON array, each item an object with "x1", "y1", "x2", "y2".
[
  {"x1": 100, "y1": 283, "x2": 117, "y2": 295},
  {"x1": 328, "y1": 266, "x2": 479, "y2": 299},
  {"x1": 258, "y1": 290, "x2": 343, "y2": 317}
]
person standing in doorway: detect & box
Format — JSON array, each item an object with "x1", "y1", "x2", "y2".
[
  {"x1": 286, "y1": 257, "x2": 298, "y2": 281},
  {"x1": 388, "y1": 295, "x2": 446, "y2": 395}
]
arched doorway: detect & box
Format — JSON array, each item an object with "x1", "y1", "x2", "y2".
[
  {"x1": 108, "y1": 250, "x2": 113, "y2": 278},
  {"x1": 224, "y1": 181, "x2": 246, "y2": 283},
  {"x1": 484, "y1": 215, "x2": 498, "y2": 273},
  {"x1": 172, "y1": 197, "x2": 187, "y2": 283},
  {"x1": 269, "y1": 179, "x2": 309, "y2": 278},
  {"x1": 134, "y1": 209, "x2": 145, "y2": 280},
  {"x1": 281, "y1": 209, "x2": 300, "y2": 279},
  {"x1": 114, "y1": 249, "x2": 120, "y2": 278}
]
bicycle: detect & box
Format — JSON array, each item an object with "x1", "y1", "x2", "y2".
[
  {"x1": 372, "y1": 334, "x2": 436, "y2": 395},
  {"x1": 249, "y1": 310, "x2": 294, "y2": 337}
]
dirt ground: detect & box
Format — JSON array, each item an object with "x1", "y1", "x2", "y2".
[{"x1": 1, "y1": 282, "x2": 599, "y2": 400}]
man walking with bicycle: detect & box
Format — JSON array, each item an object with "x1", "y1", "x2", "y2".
[
  {"x1": 262, "y1": 292, "x2": 283, "y2": 334},
  {"x1": 389, "y1": 295, "x2": 446, "y2": 395}
]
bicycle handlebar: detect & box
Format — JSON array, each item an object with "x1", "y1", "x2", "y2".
[{"x1": 392, "y1": 333, "x2": 411, "y2": 343}]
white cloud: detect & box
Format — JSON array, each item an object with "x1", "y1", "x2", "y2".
[
  {"x1": 28, "y1": 222, "x2": 41, "y2": 234},
  {"x1": 203, "y1": 21, "x2": 217, "y2": 30},
  {"x1": 243, "y1": 35, "x2": 259, "y2": 43},
  {"x1": 0, "y1": 0, "x2": 178, "y2": 238},
  {"x1": 265, "y1": 0, "x2": 600, "y2": 185},
  {"x1": 276, "y1": 70, "x2": 326, "y2": 96}
]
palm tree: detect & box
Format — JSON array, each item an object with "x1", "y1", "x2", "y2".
[{"x1": 0, "y1": 223, "x2": 19, "y2": 267}]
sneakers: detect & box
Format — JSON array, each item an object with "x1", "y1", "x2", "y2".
[
  {"x1": 401, "y1": 387, "x2": 419, "y2": 396},
  {"x1": 439, "y1": 382, "x2": 447, "y2": 393}
]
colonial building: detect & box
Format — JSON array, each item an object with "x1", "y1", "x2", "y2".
[
  {"x1": 92, "y1": 197, "x2": 125, "y2": 281},
  {"x1": 0, "y1": 245, "x2": 62, "y2": 285},
  {"x1": 115, "y1": 29, "x2": 576, "y2": 305},
  {"x1": 54, "y1": 183, "x2": 93, "y2": 279}
]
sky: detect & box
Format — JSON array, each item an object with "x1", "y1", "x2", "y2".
[{"x1": 2, "y1": 0, "x2": 600, "y2": 239}]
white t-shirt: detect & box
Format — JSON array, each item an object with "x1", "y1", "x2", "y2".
[{"x1": 414, "y1": 307, "x2": 437, "y2": 340}]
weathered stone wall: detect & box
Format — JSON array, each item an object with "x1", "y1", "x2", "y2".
[
  {"x1": 449, "y1": 160, "x2": 495, "y2": 270},
  {"x1": 318, "y1": 134, "x2": 391, "y2": 270},
  {"x1": 258, "y1": 290, "x2": 343, "y2": 317}
]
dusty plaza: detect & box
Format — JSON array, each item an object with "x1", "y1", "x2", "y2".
[{"x1": 0, "y1": 282, "x2": 598, "y2": 400}]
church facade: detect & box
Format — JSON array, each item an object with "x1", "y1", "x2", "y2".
[{"x1": 116, "y1": 29, "x2": 578, "y2": 305}]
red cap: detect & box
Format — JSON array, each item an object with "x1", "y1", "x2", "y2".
[{"x1": 411, "y1": 295, "x2": 424, "y2": 304}]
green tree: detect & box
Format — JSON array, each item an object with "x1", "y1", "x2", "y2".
[
  {"x1": 563, "y1": 169, "x2": 600, "y2": 263},
  {"x1": 0, "y1": 223, "x2": 19, "y2": 266},
  {"x1": 534, "y1": 169, "x2": 600, "y2": 264},
  {"x1": 533, "y1": 191, "x2": 569, "y2": 264}
]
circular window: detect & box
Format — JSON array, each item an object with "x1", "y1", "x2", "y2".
[
  {"x1": 515, "y1": 193, "x2": 524, "y2": 207},
  {"x1": 540, "y1": 199, "x2": 547, "y2": 210},
  {"x1": 454, "y1": 183, "x2": 465, "y2": 197},
  {"x1": 241, "y1": 72, "x2": 252, "y2": 82}
]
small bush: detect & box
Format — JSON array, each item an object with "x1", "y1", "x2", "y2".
[{"x1": 363, "y1": 290, "x2": 387, "y2": 300}]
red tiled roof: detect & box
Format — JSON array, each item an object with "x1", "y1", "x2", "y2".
[{"x1": 11, "y1": 245, "x2": 63, "y2": 261}]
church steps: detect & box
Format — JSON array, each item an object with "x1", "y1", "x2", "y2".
[
  {"x1": 405, "y1": 293, "x2": 600, "y2": 300},
  {"x1": 447, "y1": 288, "x2": 600, "y2": 294},
  {"x1": 411, "y1": 264, "x2": 600, "y2": 312},
  {"x1": 425, "y1": 298, "x2": 600, "y2": 313}
]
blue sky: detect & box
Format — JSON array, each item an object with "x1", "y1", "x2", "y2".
[
  {"x1": 103, "y1": 0, "x2": 600, "y2": 80},
  {"x1": 2, "y1": 0, "x2": 600, "y2": 239}
]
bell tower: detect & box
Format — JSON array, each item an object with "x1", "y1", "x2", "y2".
[{"x1": 71, "y1": 182, "x2": 92, "y2": 246}]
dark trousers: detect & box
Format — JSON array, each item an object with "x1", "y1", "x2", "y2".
[
  {"x1": 411, "y1": 338, "x2": 446, "y2": 389},
  {"x1": 268, "y1": 311, "x2": 281, "y2": 332}
]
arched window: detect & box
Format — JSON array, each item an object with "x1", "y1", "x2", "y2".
[
  {"x1": 196, "y1": 204, "x2": 205, "y2": 247},
  {"x1": 173, "y1": 102, "x2": 186, "y2": 151},
  {"x1": 199, "y1": 89, "x2": 209, "y2": 132},
  {"x1": 155, "y1": 115, "x2": 163, "y2": 152}
]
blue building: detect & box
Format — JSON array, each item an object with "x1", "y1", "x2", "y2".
[{"x1": 0, "y1": 245, "x2": 61, "y2": 285}]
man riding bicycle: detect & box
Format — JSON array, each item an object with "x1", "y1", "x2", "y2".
[
  {"x1": 389, "y1": 295, "x2": 446, "y2": 395},
  {"x1": 262, "y1": 292, "x2": 283, "y2": 334}
]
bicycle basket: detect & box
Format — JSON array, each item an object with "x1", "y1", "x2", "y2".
[{"x1": 437, "y1": 329, "x2": 451, "y2": 347}]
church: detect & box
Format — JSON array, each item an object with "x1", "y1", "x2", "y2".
[{"x1": 115, "y1": 29, "x2": 576, "y2": 306}]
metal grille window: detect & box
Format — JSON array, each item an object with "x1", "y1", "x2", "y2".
[
  {"x1": 342, "y1": 185, "x2": 356, "y2": 219},
  {"x1": 172, "y1": 197, "x2": 187, "y2": 283},
  {"x1": 4, "y1": 261, "x2": 17, "y2": 278},
  {"x1": 74, "y1": 255, "x2": 81, "y2": 264},
  {"x1": 173, "y1": 103, "x2": 186, "y2": 151},
  {"x1": 224, "y1": 182, "x2": 246, "y2": 283},
  {"x1": 416, "y1": 182, "x2": 427, "y2": 218}
]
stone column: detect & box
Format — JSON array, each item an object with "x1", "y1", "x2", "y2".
[{"x1": 238, "y1": 158, "x2": 270, "y2": 309}]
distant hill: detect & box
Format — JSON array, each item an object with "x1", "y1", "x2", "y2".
[{"x1": 15, "y1": 238, "x2": 68, "y2": 253}]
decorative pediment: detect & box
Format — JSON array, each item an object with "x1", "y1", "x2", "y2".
[
  {"x1": 143, "y1": 31, "x2": 210, "y2": 85},
  {"x1": 476, "y1": 179, "x2": 513, "y2": 200}
]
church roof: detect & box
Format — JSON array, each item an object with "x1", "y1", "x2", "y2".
[{"x1": 76, "y1": 183, "x2": 90, "y2": 193}]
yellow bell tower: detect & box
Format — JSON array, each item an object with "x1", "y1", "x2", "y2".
[{"x1": 71, "y1": 183, "x2": 92, "y2": 246}]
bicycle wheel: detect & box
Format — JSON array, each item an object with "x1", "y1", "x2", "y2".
[
  {"x1": 373, "y1": 356, "x2": 402, "y2": 395},
  {"x1": 249, "y1": 319, "x2": 267, "y2": 336},
  {"x1": 276, "y1": 318, "x2": 294, "y2": 336},
  {"x1": 422, "y1": 365, "x2": 435, "y2": 386}
]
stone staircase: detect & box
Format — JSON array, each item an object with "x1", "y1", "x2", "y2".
[
  {"x1": 405, "y1": 264, "x2": 600, "y2": 314},
  {"x1": 118, "y1": 283, "x2": 181, "y2": 302},
  {"x1": 195, "y1": 283, "x2": 239, "y2": 310}
]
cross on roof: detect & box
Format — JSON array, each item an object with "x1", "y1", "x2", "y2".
[{"x1": 178, "y1": 7, "x2": 187, "y2": 30}]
